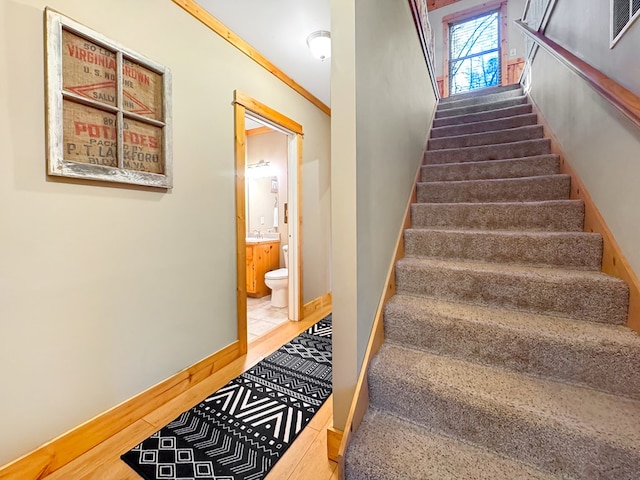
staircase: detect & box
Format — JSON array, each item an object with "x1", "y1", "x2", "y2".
[{"x1": 344, "y1": 85, "x2": 640, "y2": 479}]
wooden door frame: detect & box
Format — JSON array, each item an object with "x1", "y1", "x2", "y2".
[
  {"x1": 442, "y1": 0, "x2": 509, "y2": 97},
  {"x1": 233, "y1": 90, "x2": 304, "y2": 355}
]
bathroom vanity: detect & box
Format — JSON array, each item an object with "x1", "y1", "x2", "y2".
[{"x1": 246, "y1": 239, "x2": 280, "y2": 297}]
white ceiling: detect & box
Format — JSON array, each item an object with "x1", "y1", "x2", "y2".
[{"x1": 199, "y1": 0, "x2": 331, "y2": 106}]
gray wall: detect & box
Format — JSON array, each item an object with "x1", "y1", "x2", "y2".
[
  {"x1": 331, "y1": 0, "x2": 437, "y2": 429},
  {"x1": 544, "y1": 0, "x2": 640, "y2": 94},
  {"x1": 0, "y1": 0, "x2": 330, "y2": 464},
  {"x1": 527, "y1": 5, "x2": 640, "y2": 292}
]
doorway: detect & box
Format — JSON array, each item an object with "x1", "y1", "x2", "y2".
[
  {"x1": 233, "y1": 91, "x2": 303, "y2": 355},
  {"x1": 244, "y1": 118, "x2": 289, "y2": 342}
]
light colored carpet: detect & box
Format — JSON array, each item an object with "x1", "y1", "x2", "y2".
[{"x1": 345, "y1": 85, "x2": 639, "y2": 479}]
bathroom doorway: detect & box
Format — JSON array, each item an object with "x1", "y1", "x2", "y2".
[
  {"x1": 233, "y1": 91, "x2": 303, "y2": 354},
  {"x1": 245, "y1": 118, "x2": 288, "y2": 342}
]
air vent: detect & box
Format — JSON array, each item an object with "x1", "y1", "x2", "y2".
[{"x1": 612, "y1": 0, "x2": 640, "y2": 46}]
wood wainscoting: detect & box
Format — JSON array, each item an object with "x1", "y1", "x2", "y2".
[{"x1": 506, "y1": 57, "x2": 525, "y2": 85}]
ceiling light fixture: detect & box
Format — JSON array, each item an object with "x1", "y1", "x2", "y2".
[{"x1": 306, "y1": 30, "x2": 331, "y2": 61}]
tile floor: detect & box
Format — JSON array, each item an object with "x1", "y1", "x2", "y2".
[{"x1": 247, "y1": 295, "x2": 289, "y2": 342}]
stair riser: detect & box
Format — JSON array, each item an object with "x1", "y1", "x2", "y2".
[
  {"x1": 424, "y1": 139, "x2": 551, "y2": 165},
  {"x1": 428, "y1": 126, "x2": 544, "y2": 150},
  {"x1": 440, "y1": 84, "x2": 522, "y2": 103},
  {"x1": 404, "y1": 230, "x2": 602, "y2": 269},
  {"x1": 431, "y1": 114, "x2": 538, "y2": 139},
  {"x1": 433, "y1": 104, "x2": 533, "y2": 128},
  {"x1": 368, "y1": 362, "x2": 640, "y2": 479},
  {"x1": 436, "y1": 97, "x2": 528, "y2": 119},
  {"x1": 384, "y1": 305, "x2": 640, "y2": 399},
  {"x1": 416, "y1": 175, "x2": 570, "y2": 203},
  {"x1": 395, "y1": 262, "x2": 629, "y2": 324},
  {"x1": 410, "y1": 201, "x2": 585, "y2": 232},
  {"x1": 438, "y1": 88, "x2": 524, "y2": 111},
  {"x1": 421, "y1": 156, "x2": 560, "y2": 182}
]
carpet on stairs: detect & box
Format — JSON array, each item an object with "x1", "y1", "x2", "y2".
[{"x1": 344, "y1": 84, "x2": 639, "y2": 480}]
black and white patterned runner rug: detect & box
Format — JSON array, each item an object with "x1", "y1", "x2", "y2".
[{"x1": 122, "y1": 315, "x2": 332, "y2": 480}]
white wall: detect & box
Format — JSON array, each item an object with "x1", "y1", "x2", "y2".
[
  {"x1": 429, "y1": 0, "x2": 527, "y2": 77},
  {"x1": 0, "y1": 0, "x2": 330, "y2": 465},
  {"x1": 528, "y1": 23, "x2": 640, "y2": 290},
  {"x1": 331, "y1": 0, "x2": 437, "y2": 429}
]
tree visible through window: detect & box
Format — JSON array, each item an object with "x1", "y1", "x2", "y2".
[{"x1": 449, "y1": 10, "x2": 500, "y2": 95}]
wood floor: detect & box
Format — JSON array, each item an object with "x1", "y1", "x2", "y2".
[{"x1": 43, "y1": 306, "x2": 336, "y2": 480}]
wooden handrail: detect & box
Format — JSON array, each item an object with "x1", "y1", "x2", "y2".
[{"x1": 515, "y1": 20, "x2": 640, "y2": 129}]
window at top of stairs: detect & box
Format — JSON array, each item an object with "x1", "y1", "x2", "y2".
[{"x1": 449, "y1": 10, "x2": 501, "y2": 96}]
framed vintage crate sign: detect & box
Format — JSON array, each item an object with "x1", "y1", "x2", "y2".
[{"x1": 45, "y1": 9, "x2": 173, "y2": 188}]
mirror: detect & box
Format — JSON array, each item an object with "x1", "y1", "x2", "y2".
[{"x1": 247, "y1": 176, "x2": 278, "y2": 233}]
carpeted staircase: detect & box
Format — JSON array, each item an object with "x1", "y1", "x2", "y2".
[{"x1": 344, "y1": 84, "x2": 640, "y2": 479}]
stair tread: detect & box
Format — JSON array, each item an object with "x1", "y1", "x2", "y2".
[
  {"x1": 424, "y1": 139, "x2": 552, "y2": 165},
  {"x1": 430, "y1": 113, "x2": 538, "y2": 138},
  {"x1": 396, "y1": 255, "x2": 625, "y2": 283},
  {"x1": 431, "y1": 113, "x2": 538, "y2": 137},
  {"x1": 372, "y1": 343, "x2": 640, "y2": 444},
  {"x1": 417, "y1": 174, "x2": 571, "y2": 203},
  {"x1": 347, "y1": 410, "x2": 556, "y2": 480},
  {"x1": 440, "y1": 84, "x2": 522, "y2": 103},
  {"x1": 428, "y1": 125, "x2": 544, "y2": 150},
  {"x1": 418, "y1": 173, "x2": 569, "y2": 187},
  {"x1": 425, "y1": 138, "x2": 550, "y2": 156},
  {"x1": 387, "y1": 294, "x2": 640, "y2": 352},
  {"x1": 423, "y1": 154, "x2": 559, "y2": 170},
  {"x1": 404, "y1": 228, "x2": 602, "y2": 269},
  {"x1": 404, "y1": 228, "x2": 600, "y2": 244},
  {"x1": 421, "y1": 155, "x2": 560, "y2": 182},
  {"x1": 433, "y1": 104, "x2": 533, "y2": 127},
  {"x1": 412, "y1": 199, "x2": 582, "y2": 208},
  {"x1": 436, "y1": 96, "x2": 528, "y2": 118},
  {"x1": 438, "y1": 88, "x2": 524, "y2": 111},
  {"x1": 405, "y1": 227, "x2": 597, "y2": 236}
]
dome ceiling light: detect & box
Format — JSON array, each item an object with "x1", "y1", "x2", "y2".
[{"x1": 306, "y1": 30, "x2": 331, "y2": 61}]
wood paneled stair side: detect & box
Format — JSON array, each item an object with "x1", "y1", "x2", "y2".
[{"x1": 342, "y1": 84, "x2": 640, "y2": 480}]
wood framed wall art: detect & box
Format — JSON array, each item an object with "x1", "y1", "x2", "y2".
[{"x1": 45, "y1": 9, "x2": 173, "y2": 188}]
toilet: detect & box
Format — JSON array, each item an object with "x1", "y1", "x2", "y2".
[{"x1": 264, "y1": 244, "x2": 288, "y2": 308}]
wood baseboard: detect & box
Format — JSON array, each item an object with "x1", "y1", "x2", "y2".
[
  {"x1": 326, "y1": 426, "x2": 343, "y2": 462},
  {"x1": 529, "y1": 97, "x2": 640, "y2": 333},
  {"x1": 302, "y1": 292, "x2": 332, "y2": 319},
  {"x1": 0, "y1": 341, "x2": 242, "y2": 480}
]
